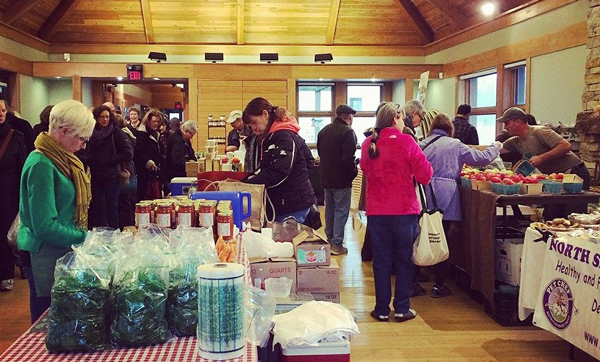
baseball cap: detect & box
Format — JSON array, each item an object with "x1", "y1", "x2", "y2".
[
  {"x1": 336, "y1": 104, "x2": 356, "y2": 115},
  {"x1": 226, "y1": 110, "x2": 242, "y2": 123},
  {"x1": 497, "y1": 107, "x2": 527, "y2": 123}
]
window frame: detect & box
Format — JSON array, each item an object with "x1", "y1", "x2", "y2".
[{"x1": 296, "y1": 82, "x2": 335, "y2": 146}]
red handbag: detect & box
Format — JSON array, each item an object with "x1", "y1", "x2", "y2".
[
  {"x1": 197, "y1": 171, "x2": 248, "y2": 191},
  {"x1": 146, "y1": 179, "x2": 163, "y2": 199}
]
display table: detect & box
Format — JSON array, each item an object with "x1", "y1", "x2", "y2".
[
  {"x1": 458, "y1": 187, "x2": 600, "y2": 312},
  {"x1": 519, "y1": 227, "x2": 600, "y2": 360},
  {"x1": 0, "y1": 235, "x2": 257, "y2": 362}
]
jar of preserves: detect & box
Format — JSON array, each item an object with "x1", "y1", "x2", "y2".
[
  {"x1": 178, "y1": 201, "x2": 195, "y2": 227},
  {"x1": 198, "y1": 201, "x2": 216, "y2": 227},
  {"x1": 135, "y1": 203, "x2": 151, "y2": 227},
  {"x1": 156, "y1": 203, "x2": 173, "y2": 228},
  {"x1": 217, "y1": 210, "x2": 234, "y2": 239}
]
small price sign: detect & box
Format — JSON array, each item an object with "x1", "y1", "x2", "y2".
[{"x1": 126, "y1": 64, "x2": 143, "y2": 81}]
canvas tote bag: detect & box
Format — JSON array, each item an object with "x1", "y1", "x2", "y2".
[
  {"x1": 412, "y1": 182, "x2": 449, "y2": 266},
  {"x1": 218, "y1": 179, "x2": 266, "y2": 231}
]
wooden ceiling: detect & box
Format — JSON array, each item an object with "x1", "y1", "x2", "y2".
[{"x1": 0, "y1": 0, "x2": 542, "y2": 49}]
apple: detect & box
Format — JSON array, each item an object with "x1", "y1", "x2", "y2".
[
  {"x1": 523, "y1": 176, "x2": 538, "y2": 184},
  {"x1": 549, "y1": 173, "x2": 557, "y2": 180},
  {"x1": 460, "y1": 171, "x2": 467, "y2": 177},
  {"x1": 556, "y1": 173, "x2": 564, "y2": 180},
  {"x1": 475, "y1": 174, "x2": 487, "y2": 181},
  {"x1": 221, "y1": 157, "x2": 229, "y2": 164},
  {"x1": 232, "y1": 156, "x2": 241, "y2": 164},
  {"x1": 490, "y1": 176, "x2": 502, "y2": 183},
  {"x1": 536, "y1": 174, "x2": 547, "y2": 180},
  {"x1": 510, "y1": 175, "x2": 522, "y2": 183},
  {"x1": 502, "y1": 178, "x2": 515, "y2": 185},
  {"x1": 498, "y1": 173, "x2": 506, "y2": 180},
  {"x1": 469, "y1": 174, "x2": 477, "y2": 180},
  {"x1": 485, "y1": 173, "x2": 495, "y2": 181}
]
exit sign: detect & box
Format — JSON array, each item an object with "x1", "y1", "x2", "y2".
[{"x1": 126, "y1": 64, "x2": 143, "y2": 80}]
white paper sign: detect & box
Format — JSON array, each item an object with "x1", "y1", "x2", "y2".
[{"x1": 533, "y1": 235, "x2": 600, "y2": 359}]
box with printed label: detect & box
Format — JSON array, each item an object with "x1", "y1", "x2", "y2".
[
  {"x1": 495, "y1": 239, "x2": 524, "y2": 286},
  {"x1": 250, "y1": 257, "x2": 297, "y2": 293},
  {"x1": 185, "y1": 161, "x2": 198, "y2": 174},
  {"x1": 293, "y1": 229, "x2": 331, "y2": 267},
  {"x1": 296, "y1": 259, "x2": 339, "y2": 294},
  {"x1": 311, "y1": 292, "x2": 340, "y2": 303}
]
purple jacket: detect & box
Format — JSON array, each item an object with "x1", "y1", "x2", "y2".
[{"x1": 419, "y1": 129, "x2": 500, "y2": 221}]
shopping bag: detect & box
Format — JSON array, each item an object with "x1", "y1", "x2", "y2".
[
  {"x1": 412, "y1": 183, "x2": 449, "y2": 266},
  {"x1": 7, "y1": 215, "x2": 19, "y2": 256},
  {"x1": 146, "y1": 178, "x2": 163, "y2": 199},
  {"x1": 218, "y1": 179, "x2": 266, "y2": 231}
]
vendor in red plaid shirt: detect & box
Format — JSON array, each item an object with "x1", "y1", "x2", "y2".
[{"x1": 452, "y1": 104, "x2": 479, "y2": 145}]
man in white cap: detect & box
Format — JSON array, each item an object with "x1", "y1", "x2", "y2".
[{"x1": 226, "y1": 110, "x2": 252, "y2": 152}]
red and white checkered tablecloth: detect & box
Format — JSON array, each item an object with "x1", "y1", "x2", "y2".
[{"x1": 0, "y1": 234, "x2": 257, "y2": 362}]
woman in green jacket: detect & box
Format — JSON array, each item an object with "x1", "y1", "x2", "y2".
[{"x1": 18, "y1": 100, "x2": 95, "y2": 322}]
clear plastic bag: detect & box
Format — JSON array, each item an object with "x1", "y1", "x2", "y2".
[
  {"x1": 46, "y1": 247, "x2": 112, "y2": 352},
  {"x1": 167, "y1": 226, "x2": 218, "y2": 336},
  {"x1": 244, "y1": 284, "x2": 276, "y2": 348},
  {"x1": 109, "y1": 231, "x2": 172, "y2": 347}
]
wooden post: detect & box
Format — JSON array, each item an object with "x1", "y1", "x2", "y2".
[
  {"x1": 405, "y1": 78, "x2": 414, "y2": 102},
  {"x1": 72, "y1": 75, "x2": 82, "y2": 101}
]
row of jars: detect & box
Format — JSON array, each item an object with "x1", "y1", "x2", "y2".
[{"x1": 135, "y1": 199, "x2": 235, "y2": 239}]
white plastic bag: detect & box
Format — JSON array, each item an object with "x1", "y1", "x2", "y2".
[
  {"x1": 243, "y1": 230, "x2": 293, "y2": 258},
  {"x1": 272, "y1": 301, "x2": 359, "y2": 348},
  {"x1": 412, "y1": 184, "x2": 449, "y2": 266}
]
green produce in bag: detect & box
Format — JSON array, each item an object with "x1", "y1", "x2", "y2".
[
  {"x1": 46, "y1": 251, "x2": 111, "y2": 353},
  {"x1": 167, "y1": 226, "x2": 218, "y2": 336},
  {"x1": 110, "y1": 234, "x2": 172, "y2": 347}
]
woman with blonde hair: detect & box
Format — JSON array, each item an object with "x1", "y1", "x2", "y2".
[
  {"x1": 18, "y1": 100, "x2": 94, "y2": 321},
  {"x1": 419, "y1": 113, "x2": 500, "y2": 298},
  {"x1": 360, "y1": 102, "x2": 433, "y2": 322}
]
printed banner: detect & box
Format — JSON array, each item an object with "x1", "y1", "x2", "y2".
[{"x1": 533, "y1": 235, "x2": 600, "y2": 359}]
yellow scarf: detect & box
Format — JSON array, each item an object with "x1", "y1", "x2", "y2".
[{"x1": 34, "y1": 133, "x2": 91, "y2": 230}]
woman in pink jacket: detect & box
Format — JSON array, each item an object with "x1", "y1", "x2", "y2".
[{"x1": 360, "y1": 102, "x2": 433, "y2": 322}]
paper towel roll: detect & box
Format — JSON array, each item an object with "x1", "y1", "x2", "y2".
[{"x1": 196, "y1": 263, "x2": 245, "y2": 360}]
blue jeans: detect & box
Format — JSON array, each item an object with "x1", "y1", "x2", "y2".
[
  {"x1": 22, "y1": 266, "x2": 51, "y2": 324},
  {"x1": 274, "y1": 207, "x2": 310, "y2": 223},
  {"x1": 90, "y1": 175, "x2": 120, "y2": 229},
  {"x1": 324, "y1": 188, "x2": 352, "y2": 247},
  {"x1": 368, "y1": 214, "x2": 418, "y2": 316}
]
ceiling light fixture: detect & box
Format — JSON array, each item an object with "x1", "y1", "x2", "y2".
[
  {"x1": 116, "y1": 76, "x2": 124, "y2": 81},
  {"x1": 153, "y1": 77, "x2": 160, "y2": 81},
  {"x1": 54, "y1": 76, "x2": 62, "y2": 79},
  {"x1": 481, "y1": 2, "x2": 495, "y2": 16},
  {"x1": 260, "y1": 53, "x2": 278, "y2": 64}
]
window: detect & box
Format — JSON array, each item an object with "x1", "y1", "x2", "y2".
[
  {"x1": 352, "y1": 116, "x2": 376, "y2": 146},
  {"x1": 297, "y1": 84, "x2": 334, "y2": 145},
  {"x1": 463, "y1": 70, "x2": 497, "y2": 144},
  {"x1": 347, "y1": 85, "x2": 382, "y2": 112},
  {"x1": 513, "y1": 66, "x2": 526, "y2": 106}
]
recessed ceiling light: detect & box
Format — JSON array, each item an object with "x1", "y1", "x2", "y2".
[
  {"x1": 481, "y1": 2, "x2": 495, "y2": 16},
  {"x1": 319, "y1": 78, "x2": 323, "y2": 81},
  {"x1": 116, "y1": 76, "x2": 124, "y2": 81},
  {"x1": 54, "y1": 76, "x2": 62, "y2": 79},
  {"x1": 153, "y1": 77, "x2": 160, "y2": 81},
  {"x1": 370, "y1": 78, "x2": 377, "y2": 82}
]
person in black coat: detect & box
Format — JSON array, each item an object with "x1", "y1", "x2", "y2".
[
  {"x1": 0, "y1": 100, "x2": 27, "y2": 291},
  {"x1": 134, "y1": 109, "x2": 163, "y2": 201},
  {"x1": 164, "y1": 120, "x2": 197, "y2": 183},
  {"x1": 242, "y1": 97, "x2": 316, "y2": 223},
  {"x1": 85, "y1": 105, "x2": 133, "y2": 229},
  {"x1": 6, "y1": 108, "x2": 34, "y2": 153},
  {"x1": 33, "y1": 105, "x2": 53, "y2": 140}
]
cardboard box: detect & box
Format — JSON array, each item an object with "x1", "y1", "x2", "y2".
[
  {"x1": 520, "y1": 183, "x2": 543, "y2": 195},
  {"x1": 297, "y1": 259, "x2": 339, "y2": 293},
  {"x1": 471, "y1": 180, "x2": 491, "y2": 191},
  {"x1": 185, "y1": 161, "x2": 198, "y2": 174},
  {"x1": 250, "y1": 257, "x2": 297, "y2": 293},
  {"x1": 495, "y1": 239, "x2": 524, "y2": 286},
  {"x1": 293, "y1": 229, "x2": 331, "y2": 267},
  {"x1": 311, "y1": 292, "x2": 340, "y2": 303}
]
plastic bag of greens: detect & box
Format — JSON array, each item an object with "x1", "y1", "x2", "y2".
[
  {"x1": 46, "y1": 247, "x2": 112, "y2": 353},
  {"x1": 167, "y1": 226, "x2": 218, "y2": 336},
  {"x1": 109, "y1": 233, "x2": 172, "y2": 347}
]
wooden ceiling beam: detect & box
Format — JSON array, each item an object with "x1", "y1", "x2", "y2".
[
  {"x1": 140, "y1": 0, "x2": 155, "y2": 43},
  {"x1": 237, "y1": 0, "x2": 244, "y2": 45},
  {"x1": 326, "y1": 0, "x2": 341, "y2": 45},
  {"x1": 397, "y1": 0, "x2": 433, "y2": 43},
  {"x1": 3, "y1": 0, "x2": 43, "y2": 25},
  {"x1": 37, "y1": 0, "x2": 82, "y2": 41},
  {"x1": 424, "y1": 0, "x2": 469, "y2": 30}
]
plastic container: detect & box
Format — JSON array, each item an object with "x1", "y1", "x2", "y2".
[
  {"x1": 460, "y1": 178, "x2": 472, "y2": 188},
  {"x1": 563, "y1": 182, "x2": 583, "y2": 193},
  {"x1": 280, "y1": 338, "x2": 350, "y2": 362},
  {"x1": 169, "y1": 177, "x2": 198, "y2": 196},
  {"x1": 265, "y1": 277, "x2": 293, "y2": 299},
  {"x1": 491, "y1": 183, "x2": 521, "y2": 195},
  {"x1": 542, "y1": 181, "x2": 563, "y2": 194},
  {"x1": 191, "y1": 191, "x2": 251, "y2": 230}
]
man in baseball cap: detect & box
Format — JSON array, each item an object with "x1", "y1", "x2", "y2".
[{"x1": 225, "y1": 110, "x2": 252, "y2": 152}]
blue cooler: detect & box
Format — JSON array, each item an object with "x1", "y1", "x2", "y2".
[
  {"x1": 191, "y1": 191, "x2": 252, "y2": 230},
  {"x1": 169, "y1": 177, "x2": 198, "y2": 196}
]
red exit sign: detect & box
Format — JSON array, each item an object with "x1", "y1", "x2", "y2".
[{"x1": 126, "y1": 64, "x2": 143, "y2": 80}]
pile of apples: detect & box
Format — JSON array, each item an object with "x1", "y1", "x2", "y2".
[{"x1": 460, "y1": 167, "x2": 563, "y2": 186}]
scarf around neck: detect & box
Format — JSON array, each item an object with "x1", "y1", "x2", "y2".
[
  {"x1": 34, "y1": 133, "x2": 91, "y2": 230},
  {"x1": 89, "y1": 122, "x2": 114, "y2": 145}
]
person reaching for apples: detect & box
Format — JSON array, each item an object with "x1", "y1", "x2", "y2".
[
  {"x1": 419, "y1": 113, "x2": 500, "y2": 299},
  {"x1": 498, "y1": 107, "x2": 590, "y2": 190}
]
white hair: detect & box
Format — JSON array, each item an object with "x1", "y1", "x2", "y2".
[
  {"x1": 49, "y1": 100, "x2": 95, "y2": 138},
  {"x1": 403, "y1": 99, "x2": 425, "y2": 118},
  {"x1": 181, "y1": 119, "x2": 198, "y2": 133}
]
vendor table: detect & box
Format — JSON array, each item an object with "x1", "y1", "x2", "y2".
[
  {"x1": 458, "y1": 187, "x2": 600, "y2": 312},
  {"x1": 519, "y1": 227, "x2": 600, "y2": 360},
  {"x1": 0, "y1": 236, "x2": 257, "y2": 362}
]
